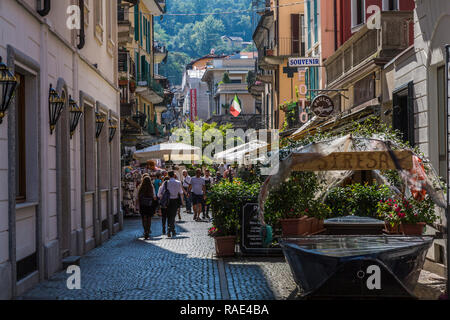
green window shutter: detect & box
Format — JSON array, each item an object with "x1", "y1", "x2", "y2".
[
  {"x1": 140, "y1": 12, "x2": 143, "y2": 46},
  {"x1": 134, "y1": 6, "x2": 139, "y2": 41},
  {"x1": 141, "y1": 55, "x2": 146, "y2": 78},
  {"x1": 313, "y1": 0, "x2": 318, "y2": 44},
  {"x1": 147, "y1": 20, "x2": 150, "y2": 53},
  {"x1": 135, "y1": 51, "x2": 140, "y2": 78}
]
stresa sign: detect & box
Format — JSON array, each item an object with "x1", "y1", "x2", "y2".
[{"x1": 288, "y1": 57, "x2": 320, "y2": 67}]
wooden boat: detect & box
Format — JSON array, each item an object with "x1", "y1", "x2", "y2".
[{"x1": 280, "y1": 235, "x2": 433, "y2": 299}]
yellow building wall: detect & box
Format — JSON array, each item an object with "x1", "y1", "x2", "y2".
[{"x1": 275, "y1": 0, "x2": 306, "y2": 129}]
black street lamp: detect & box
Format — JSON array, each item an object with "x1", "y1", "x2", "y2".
[
  {"x1": 95, "y1": 111, "x2": 106, "y2": 139},
  {"x1": 69, "y1": 95, "x2": 83, "y2": 138},
  {"x1": 0, "y1": 56, "x2": 18, "y2": 124},
  {"x1": 109, "y1": 118, "x2": 117, "y2": 143},
  {"x1": 48, "y1": 84, "x2": 65, "y2": 134}
]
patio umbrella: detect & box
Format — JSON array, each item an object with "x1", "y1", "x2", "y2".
[
  {"x1": 214, "y1": 140, "x2": 268, "y2": 164},
  {"x1": 133, "y1": 142, "x2": 201, "y2": 162}
]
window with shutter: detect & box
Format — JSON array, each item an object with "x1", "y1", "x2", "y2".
[
  {"x1": 291, "y1": 14, "x2": 300, "y2": 55},
  {"x1": 306, "y1": 0, "x2": 311, "y2": 49},
  {"x1": 313, "y1": 0, "x2": 318, "y2": 44},
  {"x1": 393, "y1": 82, "x2": 415, "y2": 149},
  {"x1": 134, "y1": 6, "x2": 139, "y2": 41}
]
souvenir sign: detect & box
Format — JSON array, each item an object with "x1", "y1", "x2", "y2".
[{"x1": 288, "y1": 57, "x2": 320, "y2": 67}]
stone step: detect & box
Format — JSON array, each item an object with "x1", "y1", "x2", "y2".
[{"x1": 62, "y1": 256, "x2": 81, "y2": 269}]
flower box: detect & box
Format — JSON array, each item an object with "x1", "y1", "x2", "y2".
[
  {"x1": 215, "y1": 236, "x2": 236, "y2": 257},
  {"x1": 400, "y1": 222, "x2": 425, "y2": 236},
  {"x1": 280, "y1": 216, "x2": 312, "y2": 237}
]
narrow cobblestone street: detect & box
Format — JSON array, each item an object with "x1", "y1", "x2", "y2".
[{"x1": 20, "y1": 209, "x2": 299, "y2": 300}]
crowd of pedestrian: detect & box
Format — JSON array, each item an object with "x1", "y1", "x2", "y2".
[{"x1": 123, "y1": 160, "x2": 239, "y2": 239}]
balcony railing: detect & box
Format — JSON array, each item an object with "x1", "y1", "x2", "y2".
[
  {"x1": 274, "y1": 37, "x2": 305, "y2": 57},
  {"x1": 153, "y1": 42, "x2": 167, "y2": 54},
  {"x1": 118, "y1": 51, "x2": 136, "y2": 78},
  {"x1": 325, "y1": 11, "x2": 413, "y2": 86},
  {"x1": 136, "y1": 74, "x2": 164, "y2": 97}
]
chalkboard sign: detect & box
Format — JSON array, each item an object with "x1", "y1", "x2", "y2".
[{"x1": 240, "y1": 203, "x2": 282, "y2": 256}]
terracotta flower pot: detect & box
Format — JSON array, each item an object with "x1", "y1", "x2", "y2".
[
  {"x1": 215, "y1": 236, "x2": 236, "y2": 257},
  {"x1": 385, "y1": 222, "x2": 400, "y2": 234},
  {"x1": 280, "y1": 216, "x2": 311, "y2": 237},
  {"x1": 307, "y1": 217, "x2": 317, "y2": 234},
  {"x1": 318, "y1": 219, "x2": 324, "y2": 232},
  {"x1": 400, "y1": 222, "x2": 426, "y2": 236}
]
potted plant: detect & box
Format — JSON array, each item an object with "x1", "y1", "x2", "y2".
[
  {"x1": 264, "y1": 172, "x2": 322, "y2": 237},
  {"x1": 377, "y1": 196, "x2": 436, "y2": 236},
  {"x1": 208, "y1": 179, "x2": 261, "y2": 256},
  {"x1": 129, "y1": 79, "x2": 136, "y2": 93},
  {"x1": 308, "y1": 201, "x2": 331, "y2": 234},
  {"x1": 208, "y1": 227, "x2": 236, "y2": 257}
]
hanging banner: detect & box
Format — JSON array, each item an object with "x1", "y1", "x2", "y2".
[
  {"x1": 193, "y1": 88, "x2": 197, "y2": 119},
  {"x1": 189, "y1": 89, "x2": 193, "y2": 121}
]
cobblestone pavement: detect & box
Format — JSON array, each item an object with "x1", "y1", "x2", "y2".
[
  {"x1": 20, "y1": 209, "x2": 296, "y2": 300},
  {"x1": 22, "y1": 210, "x2": 221, "y2": 300},
  {"x1": 19, "y1": 208, "x2": 443, "y2": 300}
]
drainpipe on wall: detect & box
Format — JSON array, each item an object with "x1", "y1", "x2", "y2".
[
  {"x1": 445, "y1": 44, "x2": 450, "y2": 300},
  {"x1": 334, "y1": 0, "x2": 338, "y2": 51},
  {"x1": 37, "y1": 0, "x2": 51, "y2": 17},
  {"x1": 77, "y1": 0, "x2": 86, "y2": 50}
]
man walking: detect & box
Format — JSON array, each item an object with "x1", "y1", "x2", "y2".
[
  {"x1": 181, "y1": 170, "x2": 192, "y2": 214},
  {"x1": 159, "y1": 171, "x2": 184, "y2": 237},
  {"x1": 189, "y1": 168, "x2": 206, "y2": 221}
]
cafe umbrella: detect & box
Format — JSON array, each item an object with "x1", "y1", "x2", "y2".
[{"x1": 133, "y1": 142, "x2": 201, "y2": 162}]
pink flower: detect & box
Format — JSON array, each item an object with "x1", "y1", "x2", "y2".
[{"x1": 398, "y1": 212, "x2": 405, "y2": 218}]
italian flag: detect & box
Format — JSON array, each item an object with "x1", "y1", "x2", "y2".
[{"x1": 230, "y1": 94, "x2": 242, "y2": 117}]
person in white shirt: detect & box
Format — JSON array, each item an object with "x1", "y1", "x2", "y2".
[
  {"x1": 181, "y1": 170, "x2": 192, "y2": 214},
  {"x1": 158, "y1": 171, "x2": 184, "y2": 237},
  {"x1": 188, "y1": 168, "x2": 206, "y2": 221}
]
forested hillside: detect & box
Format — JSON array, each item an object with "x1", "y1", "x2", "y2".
[{"x1": 155, "y1": 0, "x2": 255, "y2": 85}]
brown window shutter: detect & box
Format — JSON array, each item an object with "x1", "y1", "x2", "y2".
[{"x1": 291, "y1": 14, "x2": 300, "y2": 55}]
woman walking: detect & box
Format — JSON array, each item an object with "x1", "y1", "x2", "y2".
[
  {"x1": 159, "y1": 176, "x2": 170, "y2": 235},
  {"x1": 137, "y1": 176, "x2": 157, "y2": 240}
]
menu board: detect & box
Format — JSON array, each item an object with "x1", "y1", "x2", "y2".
[{"x1": 240, "y1": 203, "x2": 282, "y2": 256}]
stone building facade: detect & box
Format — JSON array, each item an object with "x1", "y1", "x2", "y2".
[
  {"x1": 0, "y1": 0, "x2": 121, "y2": 299},
  {"x1": 381, "y1": 0, "x2": 450, "y2": 277}
]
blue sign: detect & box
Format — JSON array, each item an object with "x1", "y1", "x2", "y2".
[{"x1": 288, "y1": 57, "x2": 320, "y2": 67}]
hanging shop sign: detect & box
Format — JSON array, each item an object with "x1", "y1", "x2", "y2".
[
  {"x1": 291, "y1": 151, "x2": 413, "y2": 172},
  {"x1": 311, "y1": 94, "x2": 335, "y2": 118},
  {"x1": 288, "y1": 57, "x2": 320, "y2": 67}
]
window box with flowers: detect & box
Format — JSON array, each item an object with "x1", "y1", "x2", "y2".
[{"x1": 377, "y1": 196, "x2": 437, "y2": 236}]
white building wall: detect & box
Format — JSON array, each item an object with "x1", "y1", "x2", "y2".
[
  {"x1": 0, "y1": 0, "x2": 121, "y2": 299},
  {"x1": 389, "y1": 0, "x2": 450, "y2": 276}
]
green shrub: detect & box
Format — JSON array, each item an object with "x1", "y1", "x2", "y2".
[
  {"x1": 325, "y1": 183, "x2": 393, "y2": 218},
  {"x1": 208, "y1": 179, "x2": 260, "y2": 239},
  {"x1": 263, "y1": 172, "x2": 324, "y2": 230}
]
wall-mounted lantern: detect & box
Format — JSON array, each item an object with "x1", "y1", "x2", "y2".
[
  {"x1": 48, "y1": 84, "x2": 65, "y2": 134},
  {"x1": 69, "y1": 95, "x2": 83, "y2": 138},
  {"x1": 95, "y1": 111, "x2": 106, "y2": 139},
  {"x1": 109, "y1": 118, "x2": 117, "y2": 143},
  {"x1": 0, "y1": 56, "x2": 18, "y2": 124}
]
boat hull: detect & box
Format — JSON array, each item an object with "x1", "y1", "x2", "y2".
[{"x1": 280, "y1": 235, "x2": 433, "y2": 299}]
